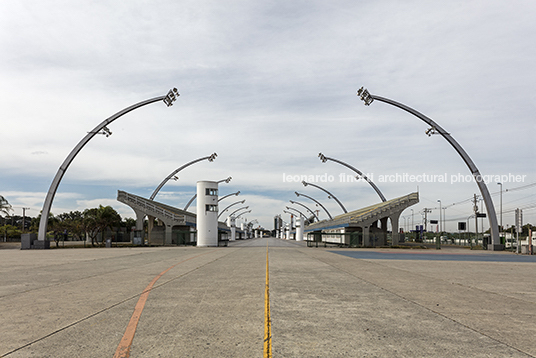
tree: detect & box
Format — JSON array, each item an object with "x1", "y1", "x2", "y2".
[
  {"x1": 56, "y1": 211, "x2": 85, "y2": 241},
  {"x1": 1, "y1": 195, "x2": 13, "y2": 225},
  {"x1": 83, "y1": 205, "x2": 122, "y2": 246},
  {"x1": 0, "y1": 225, "x2": 21, "y2": 241},
  {"x1": 30, "y1": 212, "x2": 59, "y2": 237}
]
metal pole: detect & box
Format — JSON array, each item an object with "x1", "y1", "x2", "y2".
[
  {"x1": 150, "y1": 153, "x2": 217, "y2": 201},
  {"x1": 318, "y1": 153, "x2": 386, "y2": 202},
  {"x1": 285, "y1": 207, "x2": 308, "y2": 221},
  {"x1": 218, "y1": 200, "x2": 246, "y2": 219},
  {"x1": 437, "y1": 200, "x2": 442, "y2": 233},
  {"x1": 497, "y1": 182, "x2": 503, "y2": 232},
  {"x1": 218, "y1": 191, "x2": 240, "y2": 202},
  {"x1": 38, "y1": 88, "x2": 179, "y2": 242},
  {"x1": 235, "y1": 210, "x2": 251, "y2": 220},
  {"x1": 358, "y1": 87, "x2": 501, "y2": 250},
  {"x1": 228, "y1": 206, "x2": 249, "y2": 218},
  {"x1": 295, "y1": 191, "x2": 333, "y2": 220},
  {"x1": 302, "y1": 181, "x2": 347, "y2": 214},
  {"x1": 289, "y1": 200, "x2": 319, "y2": 222}
]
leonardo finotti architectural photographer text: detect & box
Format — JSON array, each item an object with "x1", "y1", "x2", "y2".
[{"x1": 282, "y1": 173, "x2": 527, "y2": 184}]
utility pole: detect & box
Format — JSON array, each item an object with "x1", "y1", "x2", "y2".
[
  {"x1": 423, "y1": 208, "x2": 432, "y2": 233},
  {"x1": 22, "y1": 207, "x2": 30, "y2": 233},
  {"x1": 473, "y1": 194, "x2": 479, "y2": 246}
]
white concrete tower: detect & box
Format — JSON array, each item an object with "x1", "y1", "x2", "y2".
[{"x1": 196, "y1": 181, "x2": 219, "y2": 247}]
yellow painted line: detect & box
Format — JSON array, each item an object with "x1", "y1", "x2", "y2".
[
  {"x1": 264, "y1": 241, "x2": 272, "y2": 358},
  {"x1": 113, "y1": 251, "x2": 212, "y2": 358}
]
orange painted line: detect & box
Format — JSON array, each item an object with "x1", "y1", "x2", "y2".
[
  {"x1": 263, "y1": 241, "x2": 272, "y2": 358},
  {"x1": 113, "y1": 251, "x2": 212, "y2": 358}
]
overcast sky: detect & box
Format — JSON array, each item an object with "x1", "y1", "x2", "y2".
[{"x1": 1, "y1": 0, "x2": 535, "y2": 232}]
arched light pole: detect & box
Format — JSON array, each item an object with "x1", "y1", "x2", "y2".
[
  {"x1": 318, "y1": 153, "x2": 386, "y2": 202},
  {"x1": 228, "y1": 206, "x2": 249, "y2": 218},
  {"x1": 218, "y1": 191, "x2": 240, "y2": 203},
  {"x1": 302, "y1": 181, "x2": 347, "y2": 214},
  {"x1": 235, "y1": 210, "x2": 251, "y2": 220},
  {"x1": 285, "y1": 207, "x2": 306, "y2": 219},
  {"x1": 218, "y1": 200, "x2": 246, "y2": 219},
  {"x1": 38, "y1": 88, "x2": 179, "y2": 242},
  {"x1": 357, "y1": 87, "x2": 501, "y2": 250},
  {"x1": 295, "y1": 191, "x2": 332, "y2": 220},
  {"x1": 289, "y1": 200, "x2": 319, "y2": 222},
  {"x1": 150, "y1": 153, "x2": 217, "y2": 201},
  {"x1": 183, "y1": 177, "x2": 233, "y2": 210}
]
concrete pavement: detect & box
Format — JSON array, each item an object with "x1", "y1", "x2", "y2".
[{"x1": 1, "y1": 238, "x2": 535, "y2": 357}]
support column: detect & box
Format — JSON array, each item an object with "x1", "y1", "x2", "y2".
[
  {"x1": 165, "y1": 224, "x2": 173, "y2": 245},
  {"x1": 390, "y1": 212, "x2": 401, "y2": 246},
  {"x1": 133, "y1": 209, "x2": 145, "y2": 231},
  {"x1": 147, "y1": 216, "x2": 154, "y2": 244},
  {"x1": 363, "y1": 225, "x2": 370, "y2": 246},
  {"x1": 380, "y1": 217, "x2": 388, "y2": 246}
]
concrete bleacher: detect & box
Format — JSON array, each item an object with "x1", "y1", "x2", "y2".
[{"x1": 304, "y1": 192, "x2": 419, "y2": 246}]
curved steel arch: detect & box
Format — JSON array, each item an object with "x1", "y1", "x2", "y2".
[
  {"x1": 229, "y1": 206, "x2": 249, "y2": 218},
  {"x1": 357, "y1": 87, "x2": 500, "y2": 250},
  {"x1": 235, "y1": 210, "x2": 251, "y2": 220},
  {"x1": 289, "y1": 200, "x2": 319, "y2": 222},
  {"x1": 318, "y1": 153, "x2": 386, "y2": 202},
  {"x1": 285, "y1": 207, "x2": 306, "y2": 218},
  {"x1": 150, "y1": 153, "x2": 217, "y2": 201},
  {"x1": 218, "y1": 200, "x2": 246, "y2": 219},
  {"x1": 38, "y1": 88, "x2": 179, "y2": 242},
  {"x1": 295, "y1": 191, "x2": 332, "y2": 220},
  {"x1": 302, "y1": 181, "x2": 347, "y2": 214}
]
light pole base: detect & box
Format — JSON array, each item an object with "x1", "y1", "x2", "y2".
[
  {"x1": 21, "y1": 234, "x2": 50, "y2": 249},
  {"x1": 488, "y1": 244, "x2": 505, "y2": 251}
]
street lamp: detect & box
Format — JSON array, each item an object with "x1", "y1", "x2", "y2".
[
  {"x1": 318, "y1": 153, "x2": 386, "y2": 202},
  {"x1": 150, "y1": 152, "x2": 217, "y2": 201},
  {"x1": 228, "y1": 206, "x2": 249, "y2": 218},
  {"x1": 437, "y1": 200, "x2": 442, "y2": 233},
  {"x1": 302, "y1": 181, "x2": 347, "y2": 214},
  {"x1": 218, "y1": 191, "x2": 240, "y2": 202},
  {"x1": 357, "y1": 87, "x2": 501, "y2": 250},
  {"x1": 218, "y1": 200, "x2": 246, "y2": 219},
  {"x1": 38, "y1": 88, "x2": 179, "y2": 243},
  {"x1": 235, "y1": 210, "x2": 251, "y2": 220},
  {"x1": 295, "y1": 191, "x2": 332, "y2": 220},
  {"x1": 285, "y1": 207, "x2": 306, "y2": 218},
  {"x1": 289, "y1": 200, "x2": 319, "y2": 222}
]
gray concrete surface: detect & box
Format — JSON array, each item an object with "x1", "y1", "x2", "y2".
[{"x1": 0, "y1": 239, "x2": 535, "y2": 357}]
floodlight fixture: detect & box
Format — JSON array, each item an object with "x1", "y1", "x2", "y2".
[{"x1": 163, "y1": 88, "x2": 180, "y2": 107}]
